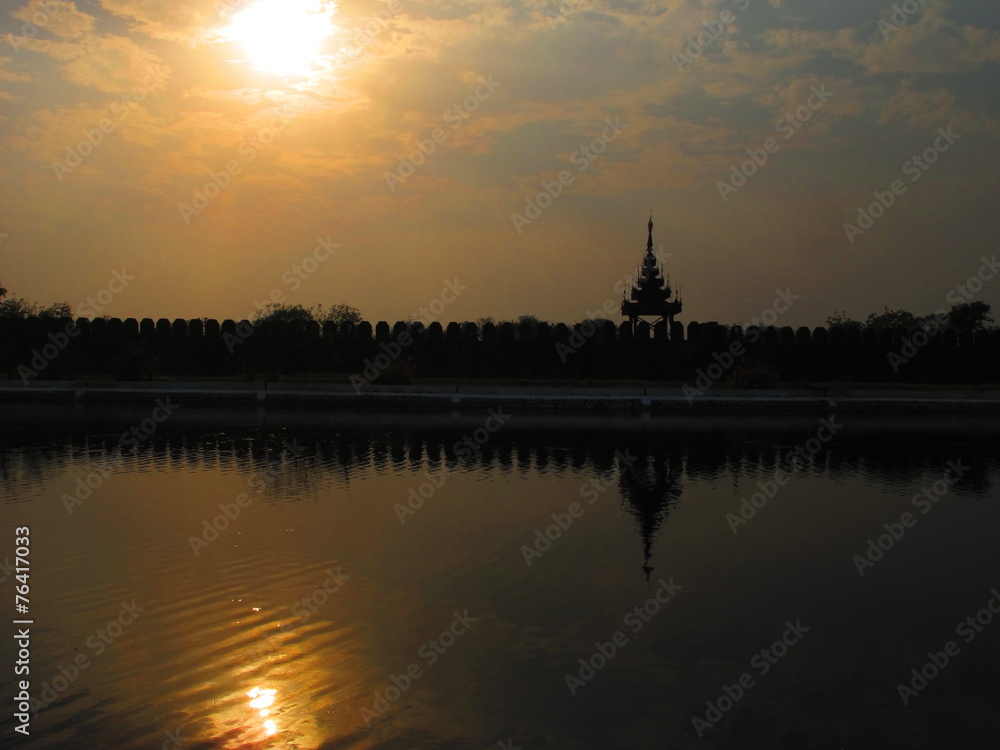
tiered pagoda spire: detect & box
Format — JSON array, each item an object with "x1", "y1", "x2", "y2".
[{"x1": 621, "y1": 213, "x2": 683, "y2": 332}]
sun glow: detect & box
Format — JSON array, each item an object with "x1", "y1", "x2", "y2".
[
  {"x1": 247, "y1": 686, "x2": 279, "y2": 736},
  {"x1": 223, "y1": 0, "x2": 336, "y2": 76}
]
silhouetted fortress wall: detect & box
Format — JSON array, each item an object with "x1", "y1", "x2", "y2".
[{"x1": 2, "y1": 316, "x2": 998, "y2": 384}]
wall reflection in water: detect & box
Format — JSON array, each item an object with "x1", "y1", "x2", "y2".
[{"x1": 1, "y1": 403, "x2": 998, "y2": 749}]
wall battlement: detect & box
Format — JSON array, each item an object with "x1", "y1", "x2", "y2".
[{"x1": 2, "y1": 316, "x2": 997, "y2": 384}]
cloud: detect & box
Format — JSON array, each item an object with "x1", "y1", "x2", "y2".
[
  {"x1": 4, "y1": 95, "x2": 171, "y2": 166},
  {"x1": 877, "y1": 79, "x2": 1000, "y2": 135},
  {"x1": 97, "y1": 0, "x2": 219, "y2": 45},
  {"x1": 12, "y1": 0, "x2": 96, "y2": 39},
  {"x1": 863, "y1": 3, "x2": 1000, "y2": 74},
  {"x1": 0, "y1": 55, "x2": 32, "y2": 82},
  {"x1": 753, "y1": 5, "x2": 1000, "y2": 77},
  {"x1": 62, "y1": 35, "x2": 167, "y2": 92},
  {"x1": 96, "y1": 0, "x2": 294, "y2": 46},
  {"x1": 11, "y1": 30, "x2": 168, "y2": 93},
  {"x1": 13, "y1": 36, "x2": 85, "y2": 61},
  {"x1": 1, "y1": 0, "x2": 998, "y2": 325}
]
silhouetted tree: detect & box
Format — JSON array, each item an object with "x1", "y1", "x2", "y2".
[
  {"x1": 253, "y1": 303, "x2": 315, "y2": 324},
  {"x1": 38, "y1": 301, "x2": 73, "y2": 319},
  {"x1": 254, "y1": 302, "x2": 361, "y2": 326},
  {"x1": 864, "y1": 306, "x2": 917, "y2": 330},
  {"x1": 0, "y1": 297, "x2": 38, "y2": 319},
  {"x1": 827, "y1": 304, "x2": 995, "y2": 334},
  {"x1": 825, "y1": 310, "x2": 863, "y2": 331},
  {"x1": 0, "y1": 283, "x2": 71, "y2": 320},
  {"x1": 948, "y1": 302, "x2": 993, "y2": 333},
  {"x1": 319, "y1": 303, "x2": 362, "y2": 325}
]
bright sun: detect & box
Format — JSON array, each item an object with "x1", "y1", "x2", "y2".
[{"x1": 223, "y1": 0, "x2": 336, "y2": 76}]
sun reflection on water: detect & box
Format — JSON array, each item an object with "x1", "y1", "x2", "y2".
[{"x1": 247, "y1": 686, "x2": 279, "y2": 736}]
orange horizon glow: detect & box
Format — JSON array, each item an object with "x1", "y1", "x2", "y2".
[{"x1": 0, "y1": 0, "x2": 997, "y2": 327}]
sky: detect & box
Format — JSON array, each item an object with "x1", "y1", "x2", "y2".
[{"x1": 0, "y1": 0, "x2": 998, "y2": 327}]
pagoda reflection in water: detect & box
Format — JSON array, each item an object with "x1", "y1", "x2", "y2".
[
  {"x1": 615, "y1": 445, "x2": 685, "y2": 580},
  {"x1": 2, "y1": 409, "x2": 990, "y2": 582}
]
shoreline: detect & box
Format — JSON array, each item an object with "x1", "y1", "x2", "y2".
[{"x1": 3, "y1": 380, "x2": 1000, "y2": 412}]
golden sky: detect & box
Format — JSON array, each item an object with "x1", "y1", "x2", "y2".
[{"x1": 0, "y1": 0, "x2": 998, "y2": 326}]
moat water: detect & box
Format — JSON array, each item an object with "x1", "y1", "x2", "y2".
[{"x1": 1, "y1": 403, "x2": 998, "y2": 749}]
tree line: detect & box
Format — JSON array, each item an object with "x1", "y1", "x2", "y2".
[
  {"x1": 0, "y1": 279, "x2": 993, "y2": 335},
  {"x1": 824, "y1": 303, "x2": 994, "y2": 334}
]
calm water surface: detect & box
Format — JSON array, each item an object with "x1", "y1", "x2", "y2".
[{"x1": 1, "y1": 402, "x2": 999, "y2": 749}]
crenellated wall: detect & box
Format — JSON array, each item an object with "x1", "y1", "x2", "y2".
[{"x1": 1, "y1": 315, "x2": 998, "y2": 384}]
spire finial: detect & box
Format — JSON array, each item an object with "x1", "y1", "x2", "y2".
[{"x1": 646, "y1": 211, "x2": 654, "y2": 253}]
